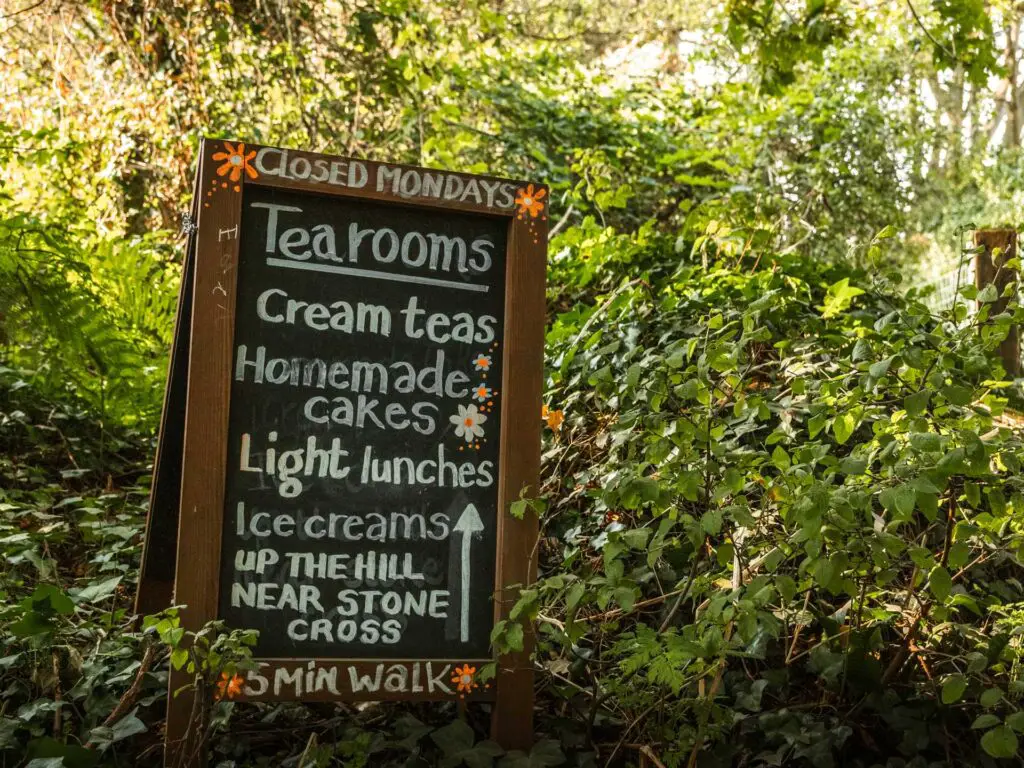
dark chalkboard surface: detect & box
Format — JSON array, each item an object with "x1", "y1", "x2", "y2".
[
  {"x1": 220, "y1": 186, "x2": 508, "y2": 659},
  {"x1": 149, "y1": 141, "x2": 545, "y2": 757}
]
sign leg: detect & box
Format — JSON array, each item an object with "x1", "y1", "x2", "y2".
[
  {"x1": 165, "y1": 669, "x2": 207, "y2": 768},
  {"x1": 491, "y1": 652, "x2": 534, "y2": 751}
]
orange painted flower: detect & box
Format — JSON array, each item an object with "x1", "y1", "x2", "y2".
[
  {"x1": 451, "y1": 664, "x2": 477, "y2": 694},
  {"x1": 515, "y1": 184, "x2": 546, "y2": 218},
  {"x1": 215, "y1": 672, "x2": 245, "y2": 700},
  {"x1": 472, "y1": 354, "x2": 492, "y2": 371},
  {"x1": 544, "y1": 406, "x2": 564, "y2": 430},
  {"x1": 212, "y1": 141, "x2": 258, "y2": 183}
]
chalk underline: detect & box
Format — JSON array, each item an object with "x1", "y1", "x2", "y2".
[{"x1": 265, "y1": 258, "x2": 490, "y2": 293}]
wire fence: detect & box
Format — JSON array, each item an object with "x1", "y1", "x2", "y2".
[
  {"x1": 916, "y1": 237, "x2": 1022, "y2": 378},
  {"x1": 918, "y1": 260, "x2": 975, "y2": 314}
]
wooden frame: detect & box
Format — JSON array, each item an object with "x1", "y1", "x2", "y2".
[{"x1": 152, "y1": 139, "x2": 545, "y2": 764}]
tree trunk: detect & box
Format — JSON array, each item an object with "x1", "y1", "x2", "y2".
[{"x1": 1006, "y1": 19, "x2": 1021, "y2": 148}]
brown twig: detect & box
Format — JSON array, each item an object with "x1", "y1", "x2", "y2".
[
  {"x1": 657, "y1": 540, "x2": 706, "y2": 634},
  {"x1": 102, "y1": 643, "x2": 156, "y2": 728},
  {"x1": 686, "y1": 622, "x2": 735, "y2": 768},
  {"x1": 85, "y1": 643, "x2": 157, "y2": 748},
  {"x1": 179, "y1": 673, "x2": 208, "y2": 768},
  {"x1": 52, "y1": 650, "x2": 62, "y2": 738},
  {"x1": 635, "y1": 743, "x2": 668, "y2": 768},
  {"x1": 785, "y1": 590, "x2": 812, "y2": 664},
  {"x1": 548, "y1": 204, "x2": 577, "y2": 239},
  {"x1": 0, "y1": 0, "x2": 47, "y2": 21},
  {"x1": 604, "y1": 699, "x2": 661, "y2": 767},
  {"x1": 904, "y1": 0, "x2": 956, "y2": 61},
  {"x1": 583, "y1": 586, "x2": 687, "y2": 624}
]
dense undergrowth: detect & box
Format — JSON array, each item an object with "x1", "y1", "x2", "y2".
[
  {"x1": 5, "y1": 1, "x2": 1024, "y2": 765},
  {"x1": 3, "y1": 212, "x2": 1024, "y2": 765},
  {"x1": 528, "y1": 226, "x2": 1024, "y2": 766}
]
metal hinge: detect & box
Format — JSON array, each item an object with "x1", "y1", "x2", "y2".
[{"x1": 180, "y1": 212, "x2": 198, "y2": 237}]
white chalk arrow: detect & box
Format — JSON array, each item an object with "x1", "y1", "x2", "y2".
[{"x1": 452, "y1": 503, "x2": 485, "y2": 643}]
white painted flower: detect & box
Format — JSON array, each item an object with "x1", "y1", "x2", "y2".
[
  {"x1": 450, "y1": 403, "x2": 487, "y2": 443},
  {"x1": 472, "y1": 383, "x2": 492, "y2": 402},
  {"x1": 472, "y1": 354, "x2": 492, "y2": 371}
]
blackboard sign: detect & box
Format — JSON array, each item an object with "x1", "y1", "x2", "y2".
[
  {"x1": 137, "y1": 139, "x2": 546, "y2": 759},
  {"x1": 223, "y1": 184, "x2": 508, "y2": 660}
]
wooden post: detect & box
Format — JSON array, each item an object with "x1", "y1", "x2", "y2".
[
  {"x1": 974, "y1": 229, "x2": 1021, "y2": 378},
  {"x1": 489, "y1": 198, "x2": 546, "y2": 751},
  {"x1": 165, "y1": 138, "x2": 242, "y2": 767}
]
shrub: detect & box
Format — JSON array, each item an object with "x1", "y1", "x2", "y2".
[{"x1": 513, "y1": 225, "x2": 1024, "y2": 766}]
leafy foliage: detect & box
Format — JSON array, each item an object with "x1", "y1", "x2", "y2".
[
  {"x1": 0, "y1": 126, "x2": 176, "y2": 429},
  {"x1": 525, "y1": 219, "x2": 1024, "y2": 765},
  {"x1": 2, "y1": 1, "x2": 1024, "y2": 766}
]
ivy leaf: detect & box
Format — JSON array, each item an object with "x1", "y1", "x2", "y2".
[
  {"x1": 977, "y1": 283, "x2": 998, "y2": 303},
  {"x1": 9, "y1": 612, "x2": 54, "y2": 638},
  {"x1": 832, "y1": 411, "x2": 859, "y2": 445},
  {"x1": 110, "y1": 720, "x2": 146, "y2": 741},
  {"x1": 820, "y1": 278, "x2": 865, "y2": 319},
  {"x1": 942, "y1": 385, "x2": 974, "y2": 406},
  {"x1": 929, "y1": 565, "x2": 952, "y2": 602},
  {"x1": 23, "y1": 738, "x2": 99, "y2": 768},
  {"x1": 880, "y1": 484, "x2": 916, "y2": 519},
  {"x1": 431, "y1": 720, "x2": 476, "y2": 756},
  {"x1": 1005, "y1": 711, "x2": 1024, "y2": 732},
  {"x1": 941, "y1": 674, "x2": 967, "y2": 704},
  {"x1": 868, "y1": 357, "x2": 892, "y2": 379},
  {"x1": 771, "y1": 445, "x2": 791, "y2": 471},
  {"x1": 498, "y1": 739, "x2": 565, "y2": 768},
  {"x1": 71, "y1": 576, "x2": 121, "y2": 604},
  {"x1": 980, "y1": 688, "x2": 1003, "y2": 708},
  {"x1": 973, "y1": 714, "x2": 1002, "y2": 729},
  {"x1": 981, "y1": 726, "x2": 1019, "y2": 758},
  {"x1": 626, "y1": 363, "x2": 641, "y2": 389},
  {"x1": 904, "y1": 390, "x2": 930, "y2": 416},
  {"x1": 89, "y1": 709, "x2": 147, "y2": 749},
  {"x1": 808, "y1": 413, "x2": 828, "y2": 438},
  {"x1": 30, "y1": 584, "x2": 75, "y2": 615}
]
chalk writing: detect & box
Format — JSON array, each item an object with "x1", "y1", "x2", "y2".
[
  {"x1": 217, "y1": 183, "x2": 507, "y2": 659},
  {"x1": 243, "y1": 661, "x2": 467, "y2": 698},
  {"x1": 251, "y1": 148, "x2": 518, "y2": 212}
]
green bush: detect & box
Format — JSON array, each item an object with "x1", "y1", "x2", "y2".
[
  {"x1": 511, "y1": 225, "x2": 1024, "y2": 765},
  {"x1": 2, "y1": 2, "x2": 1024, "y2": 764}
]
